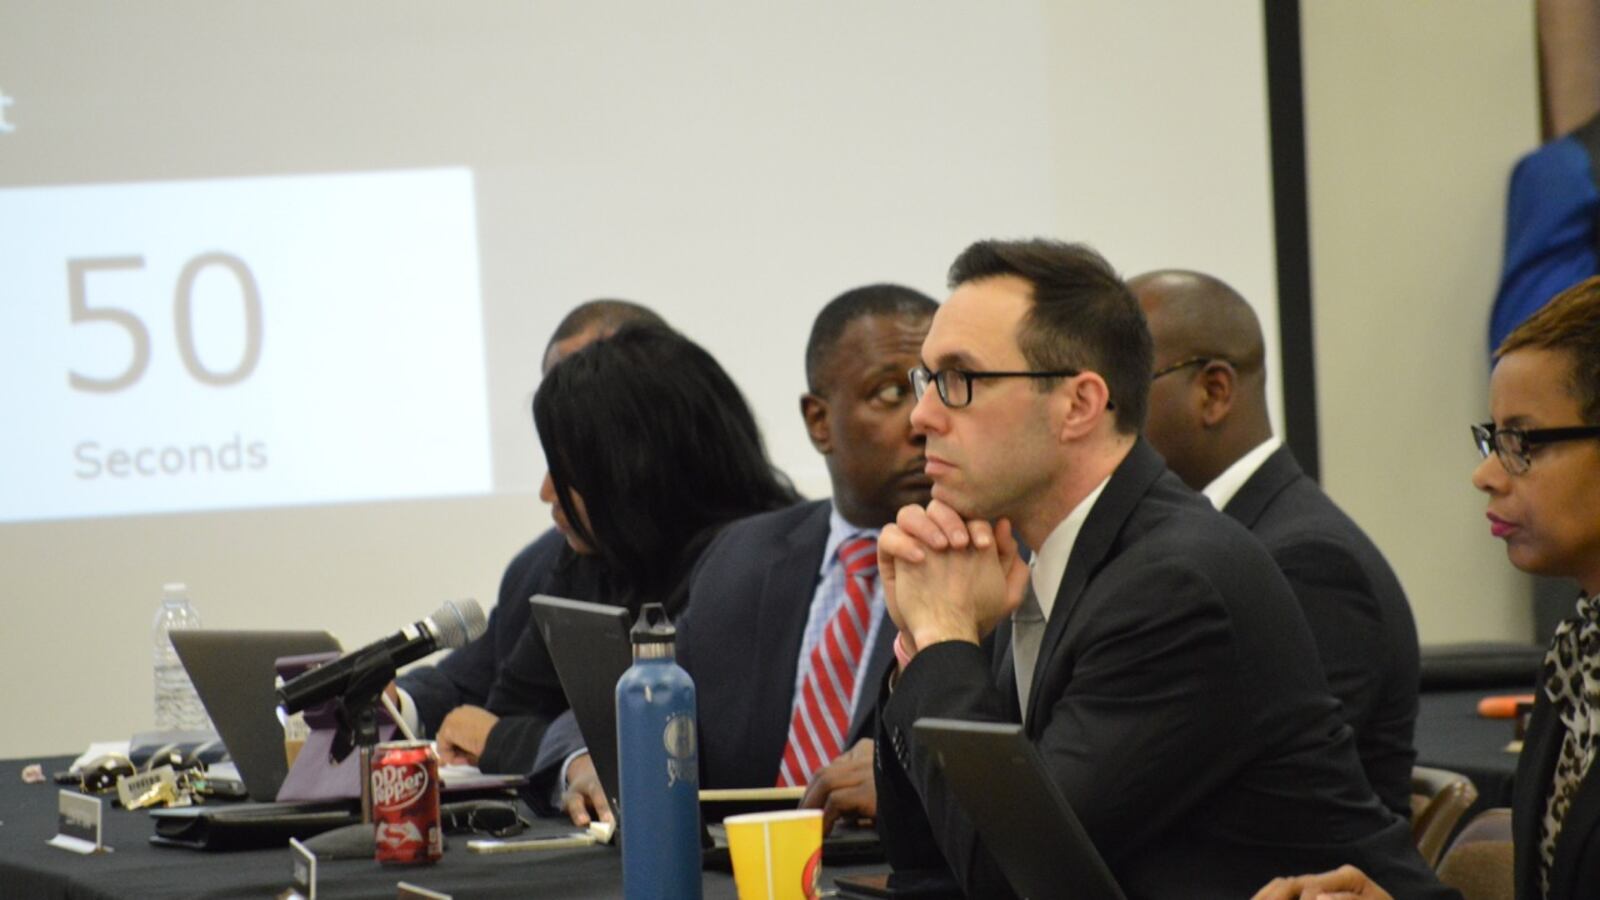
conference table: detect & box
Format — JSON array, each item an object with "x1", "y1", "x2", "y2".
[
  {"x1": 0, "y1": 756, "x2": 880, "y2": 899},
  {"x1": 1, "y1": 695, "x2": 1525, "y2": 897},
  {"x1": 1413, "y1": 688, "x2": 1527, "y2": 810}
]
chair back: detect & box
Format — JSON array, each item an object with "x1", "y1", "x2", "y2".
[
  {"x1": 1435, "y1": 807, "x2": 1513, "y2": 900},
  {"x1": 1411, "y1": 765, "x2": 1479, "y2": 868}
]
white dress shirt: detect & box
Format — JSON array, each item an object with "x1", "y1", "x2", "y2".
[
  {"x1": 1200, "y1": 436, "x2": 1282, "y2": 512},
  {"x1": 1013, "y1": 475, "x2": 1110, "y2": 719}
]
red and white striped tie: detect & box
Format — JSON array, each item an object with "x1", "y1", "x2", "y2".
[{"x1": 777, "y1": 535, "x2": 878, "y2": 787}]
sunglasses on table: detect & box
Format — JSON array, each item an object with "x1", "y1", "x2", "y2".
[{"x1": 440, "y1": 800, "x2": 533, "y2": 838}]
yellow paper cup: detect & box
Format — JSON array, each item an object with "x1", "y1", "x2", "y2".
[{"x1": 724, "y1": 808, "x2": 824, "y2": 900}]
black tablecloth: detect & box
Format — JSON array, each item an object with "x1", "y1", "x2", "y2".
[
  {"x1": 1414, "y1": 688, "x2": 1530, "y2": 810},
  {"x1": 0, "y1": 756, "x2": 879, "y2": 899}
]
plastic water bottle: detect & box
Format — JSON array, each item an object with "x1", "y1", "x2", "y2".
[
  {"x1": 616, "y1": 603, "x2": 701, "y2": 900},
  {"x1": 152, "y1": 582, "x2": 209, "y2": 731}
]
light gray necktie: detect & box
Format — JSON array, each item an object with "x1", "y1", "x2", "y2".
[{"x1": 1011, "y1": 568, "x2": 1043, "y2": 722}]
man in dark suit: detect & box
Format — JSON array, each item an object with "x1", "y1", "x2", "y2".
[
  {"x1": 676, "y1": 283, "x2": 938, "y2": 827},
  {"x1": 391, "y1": 299, "x2": 666, "y2": 740},
  {"x1": 874, "y1": 240, "x2": 1449, "y2": 898},
  {"x1": 1130, "y1": 269, "x2": 1421, "y2": 820}
]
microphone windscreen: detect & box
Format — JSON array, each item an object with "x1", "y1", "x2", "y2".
[{"x1": 430, "y1": 598, "x2": 487, "y2": 649}]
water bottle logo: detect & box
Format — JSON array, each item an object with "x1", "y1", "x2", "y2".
[{"x1": 662, "y1": 712, "x2": 697, "y2": 788}]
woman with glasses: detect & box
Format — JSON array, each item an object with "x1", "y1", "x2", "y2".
[
  {"x1": 432, "y1": 325, "x2": 798, "y2": 815},
  {"x1": 1256, "y1": 277, "x2": 1600, "y2": 900}
]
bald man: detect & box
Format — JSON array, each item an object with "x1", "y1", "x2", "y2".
[{"x1": 1132, "y1": 270, "x2": 1420, "y2": 820}]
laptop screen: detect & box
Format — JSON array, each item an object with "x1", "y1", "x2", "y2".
[{"x1": 170, "y1": 629, "x2": 341, "y2": 802}]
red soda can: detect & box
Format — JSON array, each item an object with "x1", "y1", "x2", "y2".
[{"x1": 371, "y1": 739, "x2": 442, "y2": 864}]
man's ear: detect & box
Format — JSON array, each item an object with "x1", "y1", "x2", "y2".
[
  {"x1": 1056, "y1": 372, "x2": 1114, "y2": 441},
  {"x1": 1197, "y1": 361, "x2": 1236, "y2": 428},
  {"x1": 801, "y1": 392, "x2": 832, "y2": 454}
]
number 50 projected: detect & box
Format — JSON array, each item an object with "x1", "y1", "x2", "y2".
[
  {"x1": 0, "y1": 167, "x2": 491, "y2": 523},
  {"x1": 69, "y1": 252, "x2": 263, "y2": 392}
]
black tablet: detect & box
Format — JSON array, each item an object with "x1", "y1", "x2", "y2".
[{"x1": 911, "y1": 718, "x2": 1126, "y2": 900}]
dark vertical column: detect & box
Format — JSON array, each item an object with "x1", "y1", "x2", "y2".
[{"x1": 1264, "y1": 0, "x2": 1320, "y2": 481}]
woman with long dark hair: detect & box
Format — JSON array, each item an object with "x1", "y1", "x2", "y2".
[
  {"x1": 532, "y1": 323, "x2": 797, "y2": 613},
  {"x1": 432, "y1": 325, "x2": 797, "y2": 811},
  {"x1": 1257, "y1": 278, "x2": 1600, "y2": 900}
]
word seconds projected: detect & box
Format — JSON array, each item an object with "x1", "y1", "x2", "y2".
[{"x1": 0, "y1": 168, "x2": 491, "y2": 523}]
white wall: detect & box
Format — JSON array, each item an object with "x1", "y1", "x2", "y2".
[{"x1": 1302, "y1": 1, "x2": 1542, "y2": 642}]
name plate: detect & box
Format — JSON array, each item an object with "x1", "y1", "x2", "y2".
[
  {"x1": 46, "y1": 790, "x2": 107, "y2": 854},
  {"x1": 283, "y1": 836, "x2": 316, "y2": 900}
]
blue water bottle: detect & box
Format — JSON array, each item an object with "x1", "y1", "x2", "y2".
[{"x1": 616, "y1": 603, "x2": 702, "y2": 900}]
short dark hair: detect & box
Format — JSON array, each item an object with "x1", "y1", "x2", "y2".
[
  {"x1": 544, "y1": 299, "x2": 667, "y2": 359},
  {"x1": 948, "y1": 239, "x2": 1151, "y2": 434},
  {"x1": 534, "y1": 325, "x2": 798, "y2": 603},
  {"x1": 805, "y1": 284, "x2": 938, "y2": 392},
  {"x1": 1497, "y1": 275, "x2": 1600, "y2": 425}
]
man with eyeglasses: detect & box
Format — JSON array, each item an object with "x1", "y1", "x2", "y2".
[
  {"x1": 871, "y1": 239, "x2": 1449, "y2": 898},
  {"x1": 541, "y1": 284, "x2": 939, "y2": 830},
  {"x1": 1130, "y1": 269, "x2": 1420, "y2": 821},
  {"x1": 676, "y1": 283, "x2": 938, "y2": 826}
]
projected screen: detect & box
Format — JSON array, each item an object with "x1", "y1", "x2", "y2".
[
  {"x1": 0, "y1": 0, "x2": 1285, "y2": 518},
  {"x1": 0, "y1": 169, "x2": 489, "y2": 522},
  {"x1": 0, "y1": 1, "x2": 1294, "y2": 758}
]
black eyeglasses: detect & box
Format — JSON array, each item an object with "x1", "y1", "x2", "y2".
[
  {"x1": 1152, "y1": 356, "x2": 1217, "y2": 380},
  {"x1": 1471, "y1": 422, "x2": 1600, "y2": 475},
  {"x1": 909, "y1": 365, "x2": 1112, "y2": 410},
  {"x1": 440, "y1": 800, "x2": 532, "y2": 838}
]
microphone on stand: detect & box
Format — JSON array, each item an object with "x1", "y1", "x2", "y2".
[{"x1": 276, "y1": 599, "x2": 487, "y2": 714}]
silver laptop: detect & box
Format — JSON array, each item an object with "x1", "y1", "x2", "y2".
[{"x1": 170, "y1": 629, "x2": 341, "y2": 802}]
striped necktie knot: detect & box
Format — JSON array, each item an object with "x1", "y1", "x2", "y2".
[{"x1": 840, "y1": 535, "x2": 878, "y2": 580}]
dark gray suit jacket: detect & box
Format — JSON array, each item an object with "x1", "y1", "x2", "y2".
[
  {"x1": 1223, "y1": 445, "x2": 1420, "y2": 819},
  {"x1": 875, "y1": 441, "x2": 1453, "y2": 900},
  {"x1": 678, "y1": 499, "x2": 898, "y2": 788}
]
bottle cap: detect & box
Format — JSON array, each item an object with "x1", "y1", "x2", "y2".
[
  {"x1": 630, "y1": 603, "x2": 676, "y2": 645},
  {"x1": 163, "y1": 582, "x2": 188, "y2": 596}
]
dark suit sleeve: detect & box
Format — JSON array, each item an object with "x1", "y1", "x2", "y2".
[
  {"x1": 877, "y1": 563, "x2": 1248, "y2": 898},
  {"x1": 397, "y1": 596, "x2": 515, "y2": 736},
  {"x1": 394, "y1": 666, "x2": 465, "y2": 739},
  {"x1": 874, "y1": 643, "x2": 1011, "y2": 889},
  {"x1": 478, "y1": 605, "x2": 570, "y2": 778},
  {"x1": 1271, "y1": 533, "x2": 1417, "y2": 819},
  {"x1": 396, "y1": 531, "x2": 562, "y2": 735},
  {"x1": 510, "y1": 709, "x2": 586, "y2": 816}
]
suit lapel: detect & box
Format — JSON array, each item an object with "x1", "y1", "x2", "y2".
[
  {"x1": 1023, "y1": 440, "x2": 1168, "y2": 727},
  {"x1": 1219, "y1": 445, "x2": 1301, "y2": 528},
  {"x1": 1529, "y1": 687, "x2": 1600, "y2": 900},
  {"x1": 749, "y1": 501, "x2": 832, "y2": 773},
  {"x1": 991, "y1": 617, "x2": 1021, "y2": 722},
  {"x1": 1515, "y1": 696, "x2": 1565, "y2": 897},
  {"x1": 848, "y1": 614, "x2": 899, "y2": 742},
  {"x1": 1550, "y1": 763, "x2": 1600, "y2": 899}
]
